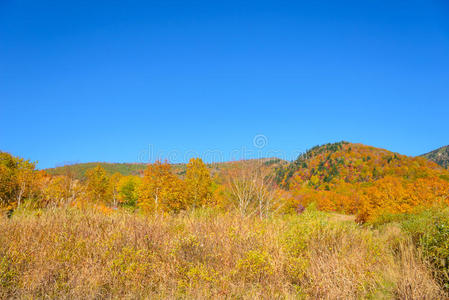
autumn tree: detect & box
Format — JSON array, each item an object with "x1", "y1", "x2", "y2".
[
  {"x1": 15, "y1": 158, "x2": 37, "y2": 206},
  {"x1": 210, "y1": 175, "x2": 228, "y2": 208},
  {"x1": 118, "y1": 175, "x2": 141, "y2": 207},
  {"x1": 225, "y1": 163, "x2": 255, "y2": 216},
  {"x1": 41, "y1": 175, "x2": 72, "y2": 207},
  {"x1": 109, "y1": 173, "x2": 122, "y2": 207},
  {"x1": 40, "y1": 164, "x2": 81, "y2": 207},
  {"x1": 356, "y1": 176, "x2": 449, "y2": 222},
  {"x1": 253, "y1": 167, "x2": 278, "y2": 218},
  {"x1": 85, "y1": 165, "x2": 110, "y2": 204},
  {"x1": 185, "y1": 158, "x2": 212, "y2": 208},
  {"x1": 0, "y1": 152, "x2": 18, "y2": 207},
  {"x1": 0, "y1": 152, "x2": 39, "y2": 208},
  {"x1": 59, "y1": 165, "x2": 81, "y2": 205},
  {"x1": 225, "y1": 161, "x2": 280, "y2": 217},
  {"x1": 138, "y1": 160, "x2": 184, "y2": 213}
]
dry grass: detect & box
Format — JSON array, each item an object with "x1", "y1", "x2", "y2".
[{"x1": 0, "y1": 207, "x2": 445, "y2": 299}]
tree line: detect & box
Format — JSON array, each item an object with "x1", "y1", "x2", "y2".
[
  {"x1": 0, "y1": 152, "x2": 279, "y2": 218},
  {"x1": 2, "y1": 143, "x2": 449, "y2": 223}
]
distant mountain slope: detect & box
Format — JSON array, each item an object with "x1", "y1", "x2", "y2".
[
  {"x1": 45, "y1": 162, "x2": 148, "y2": 179},
  {"x1": 421, "y1": 145, "x2": 449, "y2": 169},
  {"x1": 45, "y1": 158, "x2": 286, "y2": 180}
]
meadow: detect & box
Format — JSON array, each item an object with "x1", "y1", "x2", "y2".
[
  {"x1": 2, "y1": 143, "x2": 449, "y2": 299},
  {"x1": 1, "y1": 205, "x2": 448, "y2": 299}
]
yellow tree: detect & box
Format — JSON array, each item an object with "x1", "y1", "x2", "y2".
[
  {"x1": 16, "y1": 158, "x2": 36, "y2": 206},
  {"x1": 0, "y1": 152, "x2": 18, "y2": 207},
  {"x1": 185, "y1": 158, "x2": 212, "y2": 208},
  {"x1": 85, "y1": 165, "x2": 110, "y2": 204},
  {"x1": 0, "y1": 152, "x2": 42, "y2": 208},
  {"x1": 138, "y1": 160, "x2": 185, "y2": 213},
  {"x1": 109, "y1": 173, "x2": 122, "y2": 207},
  {"x1": 210, "y1": 175, "x2": 228, "y2": 209},
  {"x1": 41, "y1": 175, "x2": 69, "y2": 207}
]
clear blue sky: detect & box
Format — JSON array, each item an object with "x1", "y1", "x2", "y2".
[{"x1": 1, "y1": 1, "x2": 449, "y2": 169}]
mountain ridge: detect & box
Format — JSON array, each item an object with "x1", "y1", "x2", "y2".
[
  {"x1": 421, "y1": 145, "x2": 449, "y2": 169},
  {"x1": 45, "y1": 158, "x2": 286, "y2": 179},
  {"x1": 44, "y1": 143, "x2": 449, "y2": 179}
]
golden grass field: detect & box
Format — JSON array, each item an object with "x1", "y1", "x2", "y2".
[{"x1": 0, "y1": 206, "x2": 446, "y2": 299}]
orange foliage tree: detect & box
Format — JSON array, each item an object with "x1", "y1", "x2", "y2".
[{"x1": 357, "y1": 176, "x2": 449, "y2": 222}]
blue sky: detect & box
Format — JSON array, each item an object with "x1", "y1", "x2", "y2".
[{"x1": 1, "y1": 1, "x2": 449, "y2": 169}]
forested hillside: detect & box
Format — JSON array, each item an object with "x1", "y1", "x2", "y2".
[
  {"x1": 421, "y1": 145, "x2": 449, "y2": 169},
  {"x1": 276, "y1": 142, "x2": 449, "y2": 221}
]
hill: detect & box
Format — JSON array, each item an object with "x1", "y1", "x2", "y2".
[
  {"x1": 276, "y1": 141, "x2": 447, "y2": 189},
  {"x1": 45, "y1": 158, "x2": 286, "y2": 180},
  {"x1": 276, "y1": 141, "x2": 449, "y2": 221},
  {"x1": 421, "y1": 145, "x2": 449, "y2": 169},
  {"x1": 45, "y1": 162, "x2": 148, "y2": 179}
]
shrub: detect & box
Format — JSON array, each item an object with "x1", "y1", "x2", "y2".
[
  {"x1": 233, "y1": 250, "x2": 273, "y2": 283},
  {"x1": 397, "y1": 208, "x2": 449, "y2": 289}
]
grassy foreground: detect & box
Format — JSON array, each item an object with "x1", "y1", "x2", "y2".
[{"x1": 0, "y1": 207, "x2": 446, "y2": 299}]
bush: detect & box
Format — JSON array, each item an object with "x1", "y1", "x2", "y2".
[
  {"x1": 233, "y1": 250, "x2": 273, "y2": 283},
  {"x1": 395, "y1": 208, "x2": 449, "y2": 289}
]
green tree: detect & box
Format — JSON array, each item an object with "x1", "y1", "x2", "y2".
[{"x1": 118, "y1": 175, "x2": 141, "y2": 207}]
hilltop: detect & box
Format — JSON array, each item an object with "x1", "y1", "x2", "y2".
[{"x1": 421, "y1": 145, "x2": 449, "y2": 169}]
